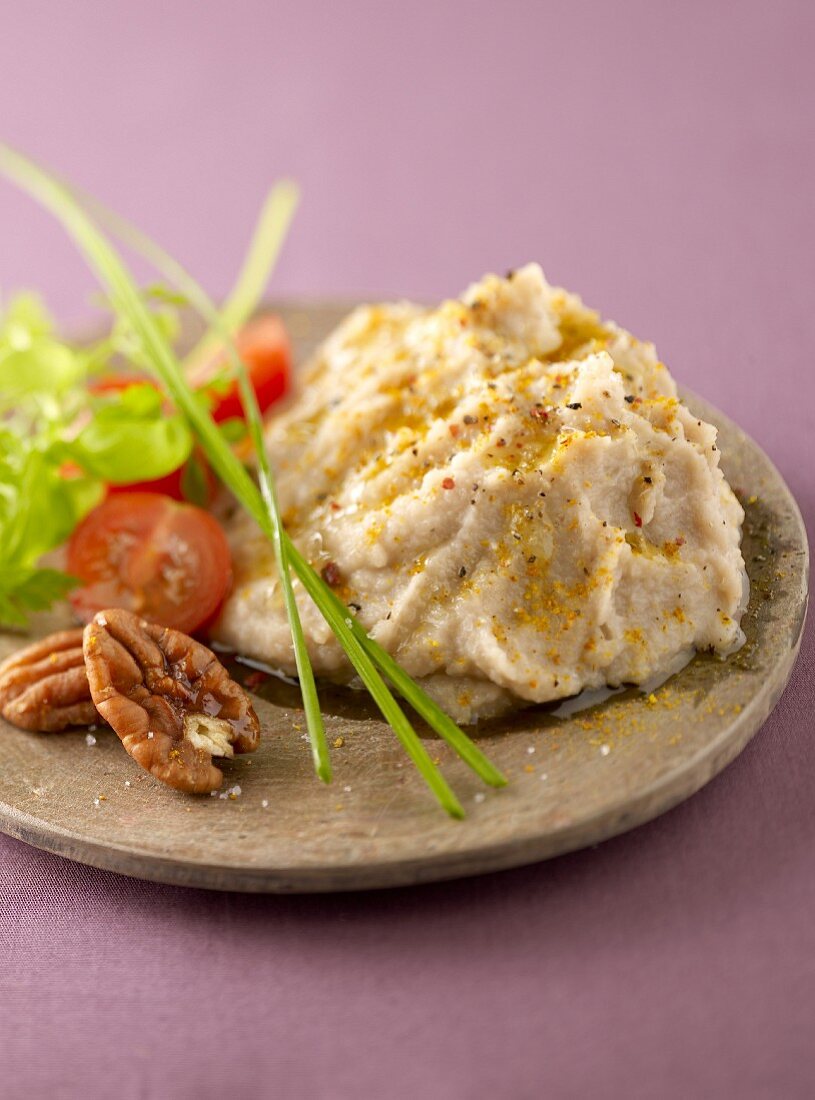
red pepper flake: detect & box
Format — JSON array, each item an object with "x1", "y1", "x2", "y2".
[
  {"x1": 321, "y1": 561, "x2": 342, "y2": 586},
  {"x1": 496, "y1": 438, "x2": 507, "y2": 448},
  {"x1": 530, "y1": 407, "x2": 549, "y2": 423},
  {"x1": 633, "y1": 512, "x2": 643, "y2": 528},
  {"x1": 243, "y1": 670, "x2": 267, "y2": 691},
  {"x1": 676, "y1": 537, "x2": 685, "y2": 547},
  {"x1": 449, "y1": 423, "x2": 460, "y2": 439},
  {"x1": 441, "y1": 477, "x2": 456, "y2": 490},
  {"x1": 330, "y1": 502, "x2": 341, "y2": 512}
]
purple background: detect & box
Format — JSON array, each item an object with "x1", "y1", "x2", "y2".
[{"x1": 1, "y1": 2, "x2": 813, "y2": 1097}]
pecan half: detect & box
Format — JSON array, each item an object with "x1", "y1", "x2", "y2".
[
  {"x1": 0, "y1": 629, "x2": 98, "y2": 732},
  {"x1": 83, "y1": 609, "x2": 260, "y2": 793}
]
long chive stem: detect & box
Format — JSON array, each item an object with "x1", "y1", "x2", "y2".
[
  {"x1": 77, "y1": 184, "x2": 331, "y2": 784},
  {"x1": 0, "y1": 143, "x2": 505, "y2": 815},
  {"x1": 79, "y1": 188, "x2": 495, "y2": 797},
  {"x1": 81, "y1": 191, "x2": 464, "y2": 815}
]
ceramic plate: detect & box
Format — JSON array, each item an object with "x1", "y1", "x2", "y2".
[{"x1": 0, "y1": 303, "x2": 808, "y2": 891}]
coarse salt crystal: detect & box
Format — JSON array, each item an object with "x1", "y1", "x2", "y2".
[
  {"x1": 600, "y1": 744, "x2": 610, "y2": 756},
  {"x1": 473, "y1": 792, "x2": 486, "y2": 804},
  {"x1": 147, "y1": 731, "x2": 154, "y2": 740},
  {"x1": 261, "y1": 799, "x2": 269, "y2": 809},
  {"x1": 343, "y1": 785, "x2": 352, "y2": 793},
  {"x1": 85, "y1": 733, "x2": 97, "y2": 747},
  {"x1": 93, "y1": 798, "x2": 100, "y2": 807},
  {"x1": 526, "y1": 746, "x2": 536, "y2": 755},
  {"x1": 125, "y1": 781, "x2": 131, "y2": 788}
]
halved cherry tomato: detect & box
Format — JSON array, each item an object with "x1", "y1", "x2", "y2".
[
  {"x1": 67, "y1": 493, "x2": 232, "y2": 634},
  {"x1": 190, "y1": 315, "x2": 291, "y2": 422}
]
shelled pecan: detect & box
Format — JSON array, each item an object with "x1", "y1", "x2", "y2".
[
  {"x1": 83, "y1": 609, "x2": 260, "y2": 793},
  {"x1": 0, "y1": 629, "x2": 98, "y2": 732}
]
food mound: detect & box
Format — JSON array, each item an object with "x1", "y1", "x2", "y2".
[{"x1": 215, "y1": 265, "x2": 747, "y2": 722}]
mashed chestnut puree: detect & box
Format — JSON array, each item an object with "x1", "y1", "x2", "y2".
[{"x1": 215, "y1": 266, "x2": 747, "y2": 722}]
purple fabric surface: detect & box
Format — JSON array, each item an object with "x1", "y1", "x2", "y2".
[{"x1": 1, "y1": 2, "x2": 813, "y2": 1097}]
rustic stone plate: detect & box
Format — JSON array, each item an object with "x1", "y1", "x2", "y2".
[{"x1": 0, "y1": 303, "x2": 808, "y2": 892}]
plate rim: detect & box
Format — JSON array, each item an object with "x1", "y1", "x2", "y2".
[{"x1": 0, "y1": 622, "x2": 805, "y2": 892}]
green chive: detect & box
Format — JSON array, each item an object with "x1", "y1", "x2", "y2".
[
  {"x1": 0, "y1": 143, "x2": 507, "y2": 816},
  {"x1": 81, "y1": 189, "x2": 464, "y2": 816},
  {"x1": 77, "y1": 185, "x2": 331, "y2": 785}
]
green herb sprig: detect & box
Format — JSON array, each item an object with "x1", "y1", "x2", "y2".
[
  {"x1": 0, "y1": 144, "x2": 507, "y2": 815},
  {"x1": 81, "y1": 182, "x2": 331, "y2": 785},
  {"x1": 0, "y1": 293, "x2": 195, "y2": 626}
]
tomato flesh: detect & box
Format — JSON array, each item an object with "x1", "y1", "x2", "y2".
[
  {"x1": 67, "y1": 493, "x2": 232, "y2": 634},
  {"x1": 105, "y1": 455, "x2": 217, "y2": 505},
  {"x1": 194, "y1": 315, "x2": 291, "y2": 422},
  {"x1": 106, "y1": 466, "x2": 186, "y2": 500}
]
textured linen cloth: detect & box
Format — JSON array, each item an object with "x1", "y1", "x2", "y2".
[{"x1": 1, "y1": 2, "x2": 813, "y2": 1097}]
